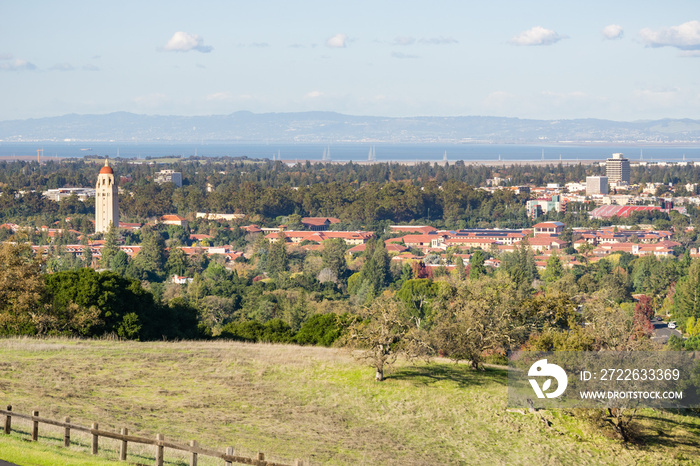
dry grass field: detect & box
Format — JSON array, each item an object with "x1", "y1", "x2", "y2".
[{"x1": 0, "y1": 338, "x2": 699, "y2": 465}]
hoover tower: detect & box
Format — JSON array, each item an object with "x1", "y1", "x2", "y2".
[{"x1": 95, "y1": 159, "x2": 119, "y2": 233}]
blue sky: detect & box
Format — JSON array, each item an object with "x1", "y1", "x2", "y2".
[{"x1": 1, "y1": 1, "x2": 699, "y2": 121}]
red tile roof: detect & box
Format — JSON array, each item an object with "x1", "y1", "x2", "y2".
[{"x1": 161, "y1": 215, "x2": 186, "y2": 222}]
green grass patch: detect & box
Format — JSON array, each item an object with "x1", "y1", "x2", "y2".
[
  {"x1": 1, "y1": 338, "x2": 699, "y2": 465},
  {"x1": 0, "y1": 433, "x2": 120, "y2": 466}
]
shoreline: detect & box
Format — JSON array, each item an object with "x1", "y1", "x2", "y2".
[
  {"x1": 0, "y1": 154, "x2": 601, "y2": 166},
  {"x1": 280, "y1": 159, "x2": 601, "y2": 167}
]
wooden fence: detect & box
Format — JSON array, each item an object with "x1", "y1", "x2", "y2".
[{"x1": 1, "y1": 405, "x2": 303, "y2": 466}]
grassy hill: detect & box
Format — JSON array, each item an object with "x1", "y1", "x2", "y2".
[{"x1": 0, "y1": 338, "x2": 698, "y2": 465}]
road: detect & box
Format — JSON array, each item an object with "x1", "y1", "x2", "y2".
[{"x1": 651, "y1": 319, "x2": 682, "y2": 344}]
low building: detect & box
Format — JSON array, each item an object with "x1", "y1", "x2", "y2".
[
  {"x1": 526, "y1": 195, "x2": 564, "y2": 219},
  {"x1": 265, "y1": 230, "x2": 374, "y2": 245},
  {"x1": 119, "y1": 222, "x2": 142, "y2": 231},
  {"x1": 160, "y1": 215, "x2": 188, "y2": 228},
  {"x1": 171, "y1": 275, "x2": 194, "y2": 284},
  {"x1": 524, "y1": 236, "x2": 567, "y2": 252},
  {"x1": 43, "y1": 187, "x2": 95, "y2": 202},
  {"x1": 594, "y1": 241, "x2": 678, "y2": 257},
  {"x1": 347, "y1": 242, "x2": 408, "y2": 256},
  {"x1": 389, "y1": 225, "x2": 438, "y2": 234},
  {"x1": 301, "y1": 217, "x2": 341, "y2": 231},
  {"x1": 196, "y1": 213, "x2": 245, "y2": 221},
  {"x1": 154, "y1": 170, "x2": 182, "y2": 187},
  {"x1": 533, "y1": 222, "x2": 565, "y2": 236}
]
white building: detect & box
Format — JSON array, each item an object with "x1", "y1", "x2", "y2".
[
  {"x1": 586, "y1": 176, "x2": 609, "y2": 195},
  {"x1": 95, "y1": 159, "x2": 119, "y2": 234},
  {"x1": 43, "y1": 187, "x2": 95, "y2": 202},
  {"x1": 154, "y1": 170, "x2": 182, "y2": 187},
  {"x1": 196, "y1": 212, "x2": 246, "y2": 221}
]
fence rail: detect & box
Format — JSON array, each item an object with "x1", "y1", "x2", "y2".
[{"x1": 1, "y1": 405, "x2": 302, "y2": 466}]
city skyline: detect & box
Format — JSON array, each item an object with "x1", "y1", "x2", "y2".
[{"x1": 1, "y1": 1, "x2": 700, "y2": 122}]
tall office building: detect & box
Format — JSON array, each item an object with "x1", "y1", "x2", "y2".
[
  {"x1": 95, "y1": 159, "x2": 119, "y2": 233},
  {"x1": 606, "y1": 153, "x2": 630, "y2": 184}
]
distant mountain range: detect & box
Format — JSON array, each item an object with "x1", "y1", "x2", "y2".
[{"x1": 2, "y1": 111, "x2": 700, "y2": 144}]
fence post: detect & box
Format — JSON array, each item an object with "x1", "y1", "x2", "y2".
[
  {"x1": 225, "y1": 446, "x2": 233, "y2": 466},
  {"x1": 63, "y1": 416, "x2": 70, "y2": 447},
  {"x1": 31, "y1": 411, "x2": 39, "y2": 441},
  {"x1": 189, "y1": 440, "x2": 198, "y2": 466},
  {"x1": 257, "y1": 452, "x2": 265, "y2": 465},
  {"x1": 91, "y1": 423, "x2": 99, "y2": 455},
  {"x1": 119, "y1": 427, "x2": 128, "y2": 461},
  {"x1": 155, "y1": 433, "x2": 164, "y2": 466},
  {"x1": 3, "y1": 405, "x2": 10, "y2": 434}
]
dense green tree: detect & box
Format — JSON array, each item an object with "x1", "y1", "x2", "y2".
[
  {"x1": 81, "y1": 234, "x2": 93, "y2": 268},
  {"x1": 543, "y1": 252, "x2": 564, "y2": 283},
  {"x1": 359, "y1": 240, "x2": 390, "y2": 294},
  {"x1": 43, "y1": 269, "x2": 199, "y2": 340},
  {"x1": 130, "y1": 229, "x2": 167, "y2": 281},
  {"x1": 453, "y1": 255, "x2": 465, "y2": 279},
  {"x1": 672, "y1": 259, "x2": 700, "y2": 325},
  {"x1": 321, "y1": 238, "x2": 348, "y2": 280},
  {"x1": 468, "y1": 250, "x2": 486, "y2": 280},
  {"x1": 165, "y1": 247, "x2": 190, "y2": 277},
  {"x1": 100, "y1": 224, "x2": 119, "y2": 269},
  {"x1": 0, "y1": 243, "x2": 44, "y2": 335},
  {"x1": 396, "y1": 278, "x2": 439, "y2": 329},
  {"x1": 267, "y1": 233, "x2": 289, "y2": 278}
]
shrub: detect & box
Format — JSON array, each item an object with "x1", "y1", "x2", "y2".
[
  {"x1": 294, "y1": 313, "x2": 347, "y2": 346},
  {"x1": 219, "y1": 319, "x2": 294, "y2": 343},
  {"x1": 684, "y1": 335, "x2": 700, "y2": 351}
]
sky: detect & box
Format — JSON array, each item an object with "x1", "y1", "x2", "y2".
[{"x1": 1, "y1": 0, "x2": 700, "y2": 122}]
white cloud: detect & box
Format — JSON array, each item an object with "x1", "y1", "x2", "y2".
[
  {"x1": 0, "y1": 58, "x2": 36, "y2": 71},
  {"x1": 632, "y1": 87, "x2": 680, "y2": 104},
  {"x1": 50, "y1": 63, "x2": 74, "y2": 71},
  {"x1": 206, "y1": 92, "x2": 234, "y2": 102},
  {"x1": 483, "y1": 91, "x2": 515, "y2": 106},
  {"x1": 390, "y1": 36, "x2": 457, "y2": 46},
  {"x1": 391, "y1": 51, "x2": 419, "y2": 59},
  {"x1": 83, "y1": 64, "x2": 100, "y2": 71},
  {"x1": 541, "y1": 90, "x2": 589, "y2": 100},
  {"x1": 326, "y1": 33, "x2": 348, "y2": 48},
  {"x1": 509, "y1": 26, "x2": 564, "y2": 46},
  {"x1": 640, "y1": 20, "x2": 700, "y2": 51},
  {"x1": 419, "y1": 36, "x2": 458, "y2": 45},
  {"x1": 602, "y1": 24, "x2": 624, "y2": 40},
  {"x1": 162, "y1": 32, "x2": 213, "y2": 53},
  {"x1": 304, "y1": 91, "x2": 323, "y2": 99},
  {"x1": 393, "y1": 36, "x2": 415, "y2": 46},
  {"x1": 133, "y1": 93, "x2": 170, "y2": 108}
]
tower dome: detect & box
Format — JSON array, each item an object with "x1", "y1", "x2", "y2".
[{"x1": 99, "y1": 159, "x2": 114, "y2": 174}]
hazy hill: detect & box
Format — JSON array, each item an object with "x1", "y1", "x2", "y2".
[{"x1": 2, "y1": 111, "x2": 700, "y2": 143}]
